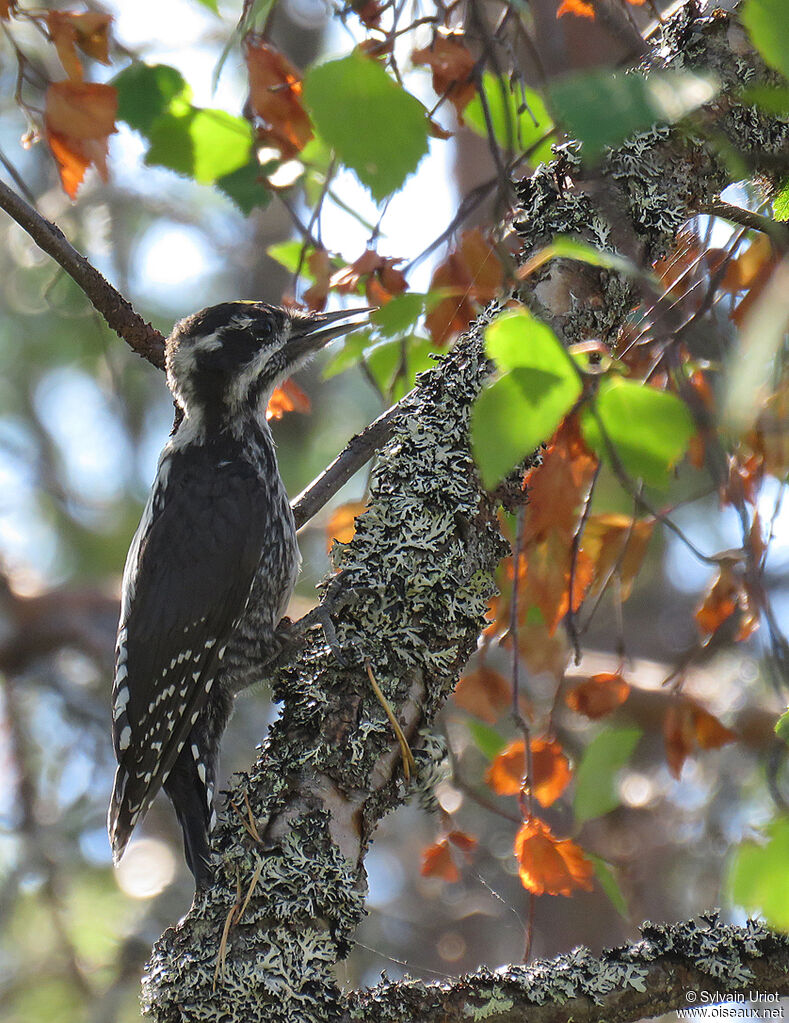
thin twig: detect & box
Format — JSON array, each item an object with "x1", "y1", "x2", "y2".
[{"x1": 291, "y1": 401, "x2": 402, "y2": 528}]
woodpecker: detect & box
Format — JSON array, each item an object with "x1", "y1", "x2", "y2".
[{"x1": 108, "y1": 301, "x2": 367, "y2": 887}]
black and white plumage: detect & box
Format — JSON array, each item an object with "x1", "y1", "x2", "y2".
[{"x1": 108, "y1": 301, "x2": 367, "y2": 886}]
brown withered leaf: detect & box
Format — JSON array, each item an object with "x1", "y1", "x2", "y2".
[
  {"x1": 0, "y1": 2, "x2": 12, "y2": 21},
  {"x1": 350, "y1": 0, "x2": 383, "y2": 27},
  {"x1": 664, "y1": 700, "x2": 736, "y2": 779},
  {"x1": 581, "y1": 514, "x2": 654, "y2": 602},
  {"x1": 723, "y1": 452, "x2": 763, "y2": 507},
  {"x1": 514, "y1": 817, "x2": 595, "y2": 896},
  {"x1": 45, "y1": 81, "x2": 117, "y2": 198},
  {"x1": 695, "y1": 566, "x2": 740, "y2": 635},
  {"x1": 748, "y1": 386, "x2": 789, "y2": 480},
  {"x1": 518, "y1": 534, "x2": 594, "y2": 635},
  {"x1": 521, "y1": 417, "x2": 598, "y2": 546},
  {"x1": 326, "y1": 500, "x2": 367, "y2": 550},
  {"x1": 330, "y1": 249, "x2": 407, "y2": 306},
  {"x1": 421, "y1": 839, "x2": 460, "y2": 882},
  {"x1": 425, "y1": 229, "x2": 504, "y2": 345},
  {"x1": 565, "y1": 672, "x2": 630, "y2": 720},
  {"x1": 266, "y1": 378, "x2": 310, "y2": 421},
  {"x1": 412, "y1": 33, "x2": 477, "y2": 120},
  {"x1": 453, "y1": 664, "x2": 512, "y2": 723},
  {"x1": 447, "y1": 829, "x2": 478, "y2": 856},
  {"x1": 731, "y1": 240, "x2": 781, "y2": 326},
  {"x1": 303, "y1": 248, "x2": 333, "y2": 311},
  {"x1": 245, "y1": 37, "x2": 313, "y2": 159}
]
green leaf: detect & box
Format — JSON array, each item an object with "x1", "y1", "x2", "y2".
[
  {"x1": 742, "y1": 0, "x2": 789, "y2": 80},
  {"x1": 775, "y1": 709, "x2": 789, "y2": 743},
  {"x1": 303, "y1": 53, "x2": 430, "y2": 201},
  {"x1": 267, "y1": 240, "x2": 306, "y2": 275},
  {"x1": 322, "y1": 330, "x2": 372, "y2": 379},
  {"x1": 549, "y1": 69, "x2": 717, "y2": 160},
  {"x1": 465, "y1": 73, "x2": 554, "y2": 161},
  {"x1": 581, "y1": 377, "x2": 694, "y2": 488},
  {"x1": 216, "y1": 158, "x2": 273, "y2": 215},
  {"x1": 742, "y1": 83, "x2": 789, "y2": 115},
  {"x1": 467, "y1": 720, "x2": 508, "y2": 760},
  {"x1": 729, "y1": 817, "x2": 789, "y2": 929},
  {"x1": 194, "y1": 0, "x2": 219, "y2": 9},
  {"x1": 546, "y1": 237, "x2": 641, "y2": 277},
  {"x1": 113, "y1": 63, "x2": 190, "y2": 137},
  {"x1": 574, "y1": 726, "x2": 641, "y2": 824},
  {"x1": 471, "y1": 309, "x2": 582, "y2": 489},
  {"x1": 371, "y1": 293, "x2": 429, "y2": 336},
  {"x1": 145, "y1": 108, "x2": 253, "y2": 183},
  {"x1": 367, "y1": 335, "x2": 436, "y2": 398},
  {"x1": 774, "y1": 179, "x2": 789, "y2": 222},
  {"x1": 586, "y1": 853, "x2": 628, "y2": 917}
]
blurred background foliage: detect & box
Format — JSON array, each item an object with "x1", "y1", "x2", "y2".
[{"x1": 0, "y1": 0, "x2": 787, "y2": 1021}]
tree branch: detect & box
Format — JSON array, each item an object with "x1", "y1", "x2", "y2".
[
  {"x1": 291, "y1": 401, "x2": 402, "y2": 528},
  {"x1": 347, "y1": 916, "x2": 789, "y2": 1023},
  {"x1": 0, "y1": 179, "x2": 165, "y2": 368}
]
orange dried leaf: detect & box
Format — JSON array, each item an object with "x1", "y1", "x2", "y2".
[
  {"x1": 664, "y1": 700, "x2": 736, "y2": 778},
  {"x1": 514, "y1": 817, "x2": 594, "y2": 896},
  {"x1": 412, "y1": 33, "x2": 476, "y2": 120},
  {"x1": 556, "y1": 0, "x2": 596, "y2": 18},
  {"x1": 425, "y1": 229, "x2": 504, "y2": 345},
  {"x1": 695, "y1": 567, "x2": 739, "y2": 635},
  {"x1": 266, "y1": 378, "x2": 311, "y2": 421},
  {"x1": 245, "y1": 37, "x2": 312, "y2": 158},
  {"x1": 531, "y1": 736, "x2": 572, "y2": 807},
  {"x1": 303, "y1": 248, "x2": 332, "y2": 311},
  {"x1": 453, "y1": 665, "x2": 511, "y2": 723},
  {"x1": 330, "y1": 249, "x2": 407, "y2": 305},
  {"x1": 421, "y1": 839, "x2": 460, "y2": 882},
  {"x1": 565, "y1": 672, "x2": 630, "y2": 720},
  {"x1": 485, "y1": 737, "x2": 571, "y2": 807},
  {"x1": 45, "y1": 81, "x2": 117, "y2": 198},
  {"x1": 521, "y1": 417, "x2": 598, "y2": 546},
  {"x1": 664, "y1": 702, "x2": 694, "y2": 779},
  {"x1": 516, "y1": 617, "x2": 569, "y2": 681},
  {"x1": 0, "y1": 1, "x2": 12, "y2": 20},
  {"x1": 326, "y1": 500, "x2": 367, "y2": 549},
  {"x1": 447, "y1": 830, "x2": 478, "y2": 856},
  {"x1": 486, "y1": 739, "x2": 526, "y2": 796},
  {"x1": 581, "y1": 514, "x2": 654, "y2": 602},
  {"x1": 692, "y1": 705, "x2": 737, "y2": 750}
]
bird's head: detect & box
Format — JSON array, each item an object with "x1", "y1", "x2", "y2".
[{"x1": 165, "y1": 301, "x2": 370, "y2": 423}]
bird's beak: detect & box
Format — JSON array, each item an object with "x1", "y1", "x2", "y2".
[{"x1": 287, "y1": 306, "x2": 374, "y2": 360}]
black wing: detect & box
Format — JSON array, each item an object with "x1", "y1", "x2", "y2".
[{"x1": 108, "y1": 445, "x2": 269, "y2": 863}]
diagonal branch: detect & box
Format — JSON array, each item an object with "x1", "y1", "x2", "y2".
[{"x1": 0, "y1": 179, "x2": 165, "y2": 368}]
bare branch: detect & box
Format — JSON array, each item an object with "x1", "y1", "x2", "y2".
[
  {"x1": 291, "y1": 401, "x2": 403, "y2": 528},
  {"x1": 0, "y1": 179, "x2": 165, "y2": 368}
]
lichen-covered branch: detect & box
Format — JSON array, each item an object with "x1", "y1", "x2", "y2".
[
  {"x1": 141, "y1": 311, "x2": 507, "y2": 1022},
  {"x1": 347, "y1": 916, "x2": 789, "y2": 1023},
  {"x1": 140, "y1": 5, "x2": 789, "y2": 1023}
]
